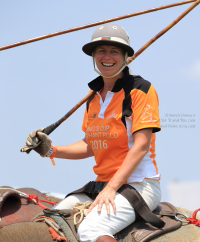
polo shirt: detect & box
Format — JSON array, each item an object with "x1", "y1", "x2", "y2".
[{"x1": 82, "y1": 67, "x2": 161, "y2": 182}]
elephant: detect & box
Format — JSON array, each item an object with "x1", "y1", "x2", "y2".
[{"x1": 0, "y1": 209, "x2": 200, "y2": 242}]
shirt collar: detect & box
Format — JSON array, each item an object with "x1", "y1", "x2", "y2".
[{"x1": 88, "y1": 67, "x2": 130, "y2": 93}]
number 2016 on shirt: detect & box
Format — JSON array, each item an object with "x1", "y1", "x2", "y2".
[{"x1": 90, "y1": 140, "x2": 108, "y2": 149}]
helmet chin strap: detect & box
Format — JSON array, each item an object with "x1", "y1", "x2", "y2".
[{"x1": 92, "y1": 52, "x2": 128, "y2": 79}]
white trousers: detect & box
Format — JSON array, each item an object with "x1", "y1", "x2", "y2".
[{"x1": 53, "y1": 179, "x2": 161, "y2": 242}]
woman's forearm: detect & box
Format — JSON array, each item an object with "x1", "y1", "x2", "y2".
[
  {"x1": 55, "y1": 138, "x2": 94, "y2": 160},
  {"x1": 88, "y1": 132, "x2": 151, "y2": 215},
  {"x1": 107, "y1": 143, "x2": 148, "y2": 190}
]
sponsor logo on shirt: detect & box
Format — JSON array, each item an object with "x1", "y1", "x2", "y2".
[
  {"x1": 88, "y1": 113, "x2": 97, "y2": 119},
  {"x1": 140, "y1": 104, "x2": 157, "y2": 123},
  {"x1": 107, "y1": 111, "x2": 118, "y2": 119}
]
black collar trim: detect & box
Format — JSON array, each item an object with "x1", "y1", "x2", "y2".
[{"x1": 88, "y1": 67, "x2": 131, "y2": 93}]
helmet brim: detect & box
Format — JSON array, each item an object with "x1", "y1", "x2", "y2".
[{"x1": 82, "y1": 40, "x2": 134, "y2": 57}]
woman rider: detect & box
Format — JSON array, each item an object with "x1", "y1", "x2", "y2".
[{"x1": 24, "y1": 24, "x2": 161, "y2": 242}]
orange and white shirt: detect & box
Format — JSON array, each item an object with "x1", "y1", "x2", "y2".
[{"x1": 82, "y1": 67, "x2": 161, "y2": 183}]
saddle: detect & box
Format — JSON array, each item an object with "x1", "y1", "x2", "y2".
[
  {"x1": 0, "y1": 186, "x2": 182, "y2": 242},
  {"x1": 0, "y1": 186, "x2": 55, "y2": 226},
  {"x1": 34, "y1": 202, "x2": 182, "y2": 242}
]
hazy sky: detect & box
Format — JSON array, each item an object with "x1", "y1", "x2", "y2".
[{"x1": 0, "y1": 1, "x2": 199, "y2": 207}]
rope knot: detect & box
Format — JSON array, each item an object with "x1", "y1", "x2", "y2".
[
  {"x1": 73, "y1": 201, "x2": 93, "y2": 225},
  {"x1": 26, "y1": 194, "x2": 38, "y2": 204},
  {"x1": 186, "y1": 208, "x2": 200, "y2": 226}
]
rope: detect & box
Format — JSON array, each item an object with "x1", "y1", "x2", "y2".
[
  {"x1": 49, "y1": 227, "x2": 68, "y2": 242},
  {"x1": 0, "y1": 187, "x2": 57, "y2": 209},
  {"x1": 73, "y1": 201, "x2": 92, "y2": 225},
  {"x1": 186, "y1": 208, "x2": 200, "y2": 226},
  {"x1": 35, "y1": 216, "x2": 67, "y2": 241},
  {"x1": 26, "y1": 194, "x2": 57, "y2": 209}
]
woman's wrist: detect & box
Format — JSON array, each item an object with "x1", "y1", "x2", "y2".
[
  {"x1": 45, "y1": 145, "x2": 57, "y2": 166},
  {"x1": 106, "y1": 180, "x2": 123, "y2": 192},
  {"x1": 50, "y1": 145, "x2": 57, "y2": 159}
]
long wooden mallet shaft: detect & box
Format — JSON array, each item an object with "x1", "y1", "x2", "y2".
[
  {"x1": 43, "y1": 0, "x2": 200, "y2": 136},
  {"x1": 42, "y1": 91, "x2": 96, "y2": 135},
  {"x1": 127, "y1": 0, "x2": 200, "y2": 64},
  {"x1": 22, "y1": 0, "x2": 199, "y2": 153},
  {"x1": 0, "y1": 0, "x2": 196, "y2": 51}
]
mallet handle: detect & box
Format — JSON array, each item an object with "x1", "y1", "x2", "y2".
[{"x1": 43, "y1": 91, "x2": 95, "y2": 135}]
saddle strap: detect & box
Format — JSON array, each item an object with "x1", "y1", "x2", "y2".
[
  {"x1": 66, "y1": 181, "x2": 165, "y2": 229},
  {"x1": 118, "y1": 184, "x2": 165, "y2": 229},
  {"x1": 34, "y1": 210, "x2": 79, "y2": 242}
]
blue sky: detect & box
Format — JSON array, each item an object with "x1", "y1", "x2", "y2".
[{"x1": 0, "y1": 1, "x2": 199, "y2": 206}]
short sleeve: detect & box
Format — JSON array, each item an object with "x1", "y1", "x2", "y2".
[
  {"x1": 131, "y1": 84, "x2": 161, "y2": 133},
  {"x1": 82, "y1": 108, "x2": 88, "y2": 132},
  {"x1": 82, "y1": 90, "x2": 94, "y2": 132}
]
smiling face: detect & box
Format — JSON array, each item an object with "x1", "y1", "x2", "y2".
[{"x1": 94, "y1": 45, "x2": 125, "y2": 78}]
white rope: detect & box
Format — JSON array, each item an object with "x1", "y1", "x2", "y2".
[{"x1": 73, "y1": 201, "x2": 92, "y2": 225}]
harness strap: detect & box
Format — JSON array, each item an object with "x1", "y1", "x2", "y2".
[
  {"x1": 35, "y1": 210, "x2": 79, "y2": 242},
  {"x1": 118, "y1": 184, "x2": 165, "y2": 229},
  {"x1": 66, "y1": 181, "x2": 165, "y2": 228}
]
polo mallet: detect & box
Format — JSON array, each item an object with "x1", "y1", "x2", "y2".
[
  {"x1": 0, "y1": 0, "x2": 197, "y2": 51},
  {"x1": 20, "y1": 0, "x2": 199, "y2": 154}
]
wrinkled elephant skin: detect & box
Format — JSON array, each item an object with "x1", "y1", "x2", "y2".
[{"x1": 0, "y1": 222, "x2": 54, "y2": 242}]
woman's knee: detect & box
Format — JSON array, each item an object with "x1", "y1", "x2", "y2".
[
  {"x1": 77, "y1": 206, "x2": 115, "y2": 242},
  {"x1": 78, "y1": 196, "x2": 136, "y2": 242},
  {"x1": 78, "y1": 219, "x2": 97, "y2": 242}
]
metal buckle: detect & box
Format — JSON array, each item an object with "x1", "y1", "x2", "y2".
[{"x1": 175, "y1": 212, "x2": 190, "y2": 223}]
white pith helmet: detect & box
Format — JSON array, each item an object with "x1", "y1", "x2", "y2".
[
  {"x1": 82, "y1": 24, "x2": 134, "y2": 78},
  {"x1": 82, "y1": 24, "x2": 134, "y2": 57}
]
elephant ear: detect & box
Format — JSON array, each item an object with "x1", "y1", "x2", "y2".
[
  {"x1": 0, "y1": 187, "x2": 55, "y2": 227},
  {"x1": 0, "y1": 187, "x2": 21, "y2": 219}
]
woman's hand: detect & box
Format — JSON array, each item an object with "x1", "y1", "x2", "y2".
[
  {"x1": 87, "y1": 185, "x2": 117, "y2": 215},
  {"x1": 21, "y1": 128, "x2": 52, "y2": 156}
]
